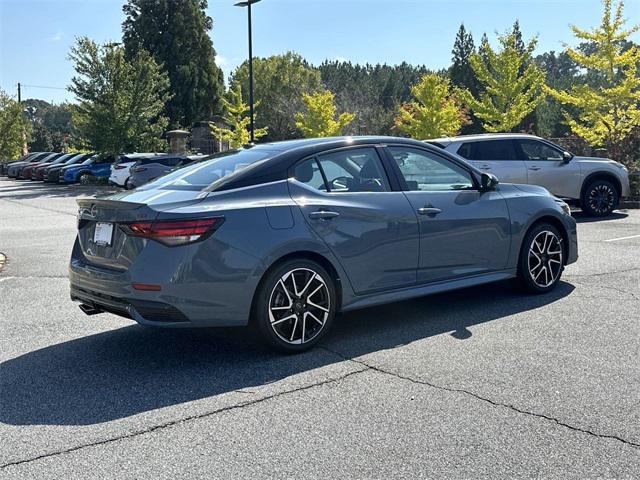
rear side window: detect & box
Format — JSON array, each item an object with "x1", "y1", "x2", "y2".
[
  {"x1": 457, "y1": 140, "x2": 518, "y2": 161},
  {"x1": 140, "y1": 148, "x2": 274, "y2": 191},
  {"x1": 293, "y1": 158, "x2": 327, "y2": 191},
  {"x1": 517, "y1": 140, "x2": 564, "y2": 161}
]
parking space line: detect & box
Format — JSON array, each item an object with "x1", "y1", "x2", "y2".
[{"x1": 604, "y1": 234, "x2": 640, "y2": 242}]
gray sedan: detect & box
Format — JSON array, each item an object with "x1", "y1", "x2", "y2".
[
  {"x1": 126, "y1": 154, "x2": 192, "y2": 189},
  {"x1": 69, "y1": 136, "x2": 578, "y2": 352}
]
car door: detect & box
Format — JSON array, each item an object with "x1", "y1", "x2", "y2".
[
  {"x1": 289, "y1": 146, "x2": 420, "y2": 294},
  {"x1": 456, "y1": 139, "x2": 528, "y2": 184},
  {"x1": 385, "y1": 145, "x2": 511, "y2": 284},
  {"x1": 515, "y1": 138, "x2": 581, "y2": 198}
]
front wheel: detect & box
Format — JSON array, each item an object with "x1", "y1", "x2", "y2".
[
  {"x1": 581, "y1": 179, "x2": 618, "y2": 216},
  {"x1": 253, "y1": 259, "x2": 337, "y2": 353},
  {"x1": 518, "y1": 223, "x2": 565, "y2": 294}
]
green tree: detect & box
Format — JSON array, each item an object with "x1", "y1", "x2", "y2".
[
  {"x1": 0, "y1": 89, "x2": 31, "y2": 159},
  {"x1": 23, "y1": 99, "x2": 73, "y2": 152},
  {"x1": 211, "y1": 85, "x2": 267, "y2": 148},
  {"x1": 68, "y1": 37, "x2": 170, "y2": 155},
  {"x1": 460, "y1": 32, "x2": 545, "y2": 132},
  {"x1": 547, "y1": 0, "x2": 640, "y2": 149},
  {"x1": 230, "y1": 52, "x2": 322, "y2": 140},
  {"x1": 450, "y1": 24, "x2": 477, "y2": 95},
  {"x1": 122, "y1": 0, "x2": 224, "y2": 128},
  {"x1": 295, "y1": 90, "x2": 355, "y2": 138},
  {"x1": 395, "y1": 73, "x2": 467, "y2": 139}
]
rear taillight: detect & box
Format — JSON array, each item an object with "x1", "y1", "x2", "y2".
[
  {"x1": 132, "y1": 166, "x2": 147, "y2": 173},
  {"x1": 120, "y1": 217, "x2": 224, "y2": 246},
  {"x1": 114, "y1": 165, "x2": 127, "y2": 170}
]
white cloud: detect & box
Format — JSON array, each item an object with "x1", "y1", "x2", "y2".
[{"x1": 49, "y1": 31, "x2": 64, "y2": 42}]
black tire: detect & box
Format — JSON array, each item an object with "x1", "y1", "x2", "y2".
[
  {"x1": 580, "y1": 179, "x2": 618, "y2": 217},
  {"x1": 79, "y1": 173, "x2": 91, "y2": 185},
  {"x1": 124, "y1": 177, "x2": 132, "y2": 190},
  {"x1": 517, "y1": 222, "x2": 565, "y2": 294},
  {"x1": 253, "y1": 258, "x2": 337, "y2": 353}
]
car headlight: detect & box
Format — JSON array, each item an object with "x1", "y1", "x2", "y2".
[{"x1": 555, "y1": 199, "x2": 571, "y2": 216}]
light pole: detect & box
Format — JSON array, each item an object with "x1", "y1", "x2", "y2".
[{"x1": 234, "y1": 0, "x2": 261, "y2": 144}]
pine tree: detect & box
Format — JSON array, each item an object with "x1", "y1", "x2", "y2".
[
  {"x1": 546, "y1": 0, "x2": 640, "y2": 148},
  {"x1": 210, "y1": 85, "x2": 267, "y2": 149},
  {"x1": 295, "y1": 90, "x2": 355, "y2": 138},
  {"x1": 460, "y1": 32, "x2": 545, "y2": 132},
  {"x1": 395, "y1": 73, "x2": 467, "y2": 139},
  {"x1": 451, "y1": 24, "x2": 477, "y2": 95},
  {"x1": 122, "y1": 0, "x2": 224, "y2": 128}
]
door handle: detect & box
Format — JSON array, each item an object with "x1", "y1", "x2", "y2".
[
  {"x1": 308, "y1": 210, "x2": 340, "y2": 220},
  {"x1": 528, "y1": 166, "x2": 541, "y2": 171},
  {"x1": 417, "y1": 207, "x2": 442, "y2": 216}
]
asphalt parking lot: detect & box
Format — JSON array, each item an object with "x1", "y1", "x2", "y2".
[{"x1": 0, "y1": 179, "x2": 639, "y2": 479}]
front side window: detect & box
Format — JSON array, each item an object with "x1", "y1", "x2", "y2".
[
  {"x1": 517, "y1": 140, "x2": 564, "y2": 161},
  {"x1": 389, "y1": 147, "x2": 474, "y2": 191}
]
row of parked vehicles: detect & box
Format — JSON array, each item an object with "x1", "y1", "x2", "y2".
[
  {"x1": 1, "y1": 151, "x2": 207, "y2": 189},
  {"x1": 0, "y1": 134, "x2": 631, "y2": 216}
]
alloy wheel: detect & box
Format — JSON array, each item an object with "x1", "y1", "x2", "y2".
[
  {"x1": 587, "y1": 184, "x2": 615, "y2": 215},
  {"x1": 528, "y1": 230, "x2": 563, "y2": 288},
  {"x1": 268, "y1": 268, "x2": 330, "y2": 345}
]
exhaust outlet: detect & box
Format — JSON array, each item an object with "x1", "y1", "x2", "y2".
[{"x1": 79, "y1": 303, "x2": 102, "y2": 315}]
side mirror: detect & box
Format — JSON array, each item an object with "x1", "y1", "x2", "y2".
[
  {"x1": 480, "y1": 172, "x2": 499, "y2": 191},
  {"x1": 562, "y1": 151, "x2": 573, "y2": 163}
]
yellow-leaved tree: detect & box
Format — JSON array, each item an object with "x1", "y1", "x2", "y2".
[
  {"x1": 295, "y1": 90, "x2": 355, "y2": 138},
  {"x1": 546, "y1": 0, "x2": 640, "y2": 148},
  {"x1": 460, "y1": 32, "x2": 545, "y2": 132},
  {"x1": 211, "y1": 84, "x2": 267, "y2": 148},
  {"x1": 395, "y1": 73, "x2": 467, "y2": 139}
]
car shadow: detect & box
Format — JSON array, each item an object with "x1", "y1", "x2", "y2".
[
  {"x1": 572, "y1": 211, "x2": 628, "y2": 223},
  {"x1": 0, "y1": 280, "x2": 574, "y2": 426},
  {"x1": 0, "y1": 181, "x2": 118, "y2": 200}
]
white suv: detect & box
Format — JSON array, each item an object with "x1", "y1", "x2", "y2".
[{"x1": 426, "y1": 134, "x2": 630, "y2": 216}]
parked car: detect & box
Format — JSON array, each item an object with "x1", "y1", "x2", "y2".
[
  {"x1": 31, "y1": 153, "x2": 76, "y2": 180},
  {"x1": 18, "y1": 153, "x2": 65, "y2": 179},
  {"x1": 44, "y1": 153, "x2": 94, "y2": 182},
  {"x1": 108, "y1": 153, "x2": 163, "y2": 188},
  {"x1": 1, "y1": 152, "x2": 40, "y2": 176},
  {"x1": 59, "y1": 154, "x2": 115, "y2": 184},
  {"x1": 6, "y1": 152, "x2": 53, "y2": 178},
  {"x1": 426, "y1": 134, "x2": 630, "y2": 216},
  {"x1": 127, "y1": 154, "x2": 195, "y2": 189},
  {"x1": 69, "y1": 136, "x2": 577, "y2": 352}
]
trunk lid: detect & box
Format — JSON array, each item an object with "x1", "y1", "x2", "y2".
[{"x1": 76, "y1": 189, "x2": 209, "y2": 270}]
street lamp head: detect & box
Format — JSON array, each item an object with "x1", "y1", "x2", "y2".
[{"x1": 234, "y1": 0, "x2": 261, "y2": 6}]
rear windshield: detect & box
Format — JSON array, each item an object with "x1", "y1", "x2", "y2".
[{"x1": 138, "y1": 148, "x2": 276, "y2": 191}]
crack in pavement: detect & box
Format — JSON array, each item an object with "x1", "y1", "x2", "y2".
[
  {"x1": 0, "y1": 367, "x2": 369, "y2": 470},
  {"x1": 319, "y1": 346, "x2": 640, "y2": 450}
]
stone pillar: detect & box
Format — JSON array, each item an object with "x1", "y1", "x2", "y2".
[{"x1": 166, "y1": 129, "x2": 190, "y2": 154}]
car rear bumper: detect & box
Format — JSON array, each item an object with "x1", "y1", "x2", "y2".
[{"x1": 68, "y1": 237, "x2": 260, "y2": 328}]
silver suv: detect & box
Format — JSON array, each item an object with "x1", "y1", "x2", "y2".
[{"x1": 426, "y1": 134, "x2": 630, "y2": 216}]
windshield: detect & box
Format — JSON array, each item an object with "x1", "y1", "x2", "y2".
[
  {"x1": 138, "y1": 148, "x2": 276, "y2": 191},
  {"x1": 63, "y1": 153, "x2": 85, "y2": 165}
]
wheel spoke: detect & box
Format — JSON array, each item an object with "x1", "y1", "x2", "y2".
[
  {"x1": 307, "y1": 311, "x2": 324, "y2": 326},
  {"x1": 289, "y1": 316, "x2": 298, "y2": 341},
  {"x1": 271, "y1": 313, "x2": 297, "y2": 326},
  {"x1": 307, "y1": 299, "x2": 329, "y2": 312}
]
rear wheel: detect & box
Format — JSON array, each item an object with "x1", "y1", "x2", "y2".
[
  {"x1": 124, "y1": 177, "x2": 132, "y2": 190},
  {"x1": 79, "y1": 173, "x2": 92, "y2": 185},
  {"x1": 253, "y1": 259, "x2": 336, "y2": 353},
  {"x1": 518, "y1": 223, "x2": 565, "y2": 294},
  {"x1": 581, "y1": 179, "x2": 618, "y2": 216}
]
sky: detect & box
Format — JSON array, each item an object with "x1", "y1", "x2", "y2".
[{"x1": 1, "y1": 0, "x2": 638, "y2": 104}]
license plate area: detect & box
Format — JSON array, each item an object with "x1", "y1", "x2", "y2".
[{"x1": 93, "y1": 222, "x2": 114, "y2": 246}]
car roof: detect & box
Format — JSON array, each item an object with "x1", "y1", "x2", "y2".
[
  {"x1": 213, "y1": 135, "x2": 451, "y2": 191},
  {"x1": 425, "y1": 133, "x2": 541, "y2": 145}
]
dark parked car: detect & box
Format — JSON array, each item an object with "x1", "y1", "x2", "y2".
[
  {"x1": 1, "y1": 152, "x2": 38, "y2": 176},
  {"x1": 18, "y1": 153, "x2": 65, "y2": 179},
  {"x1": 126, "y1": 154, "x2": 193, "y2": 189},
  {"x1": 70, "y1": 136, "x2": 578, "y2": 352},
  {"x1": 44, "y1": 153, "x2": 94, "y2": 182},
  {"x1": 31, "y1": 153, "x2": 75, "y2": 180},
  {"x1": 5, "y1": 152, "x2": 53, "y2": 178}
]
